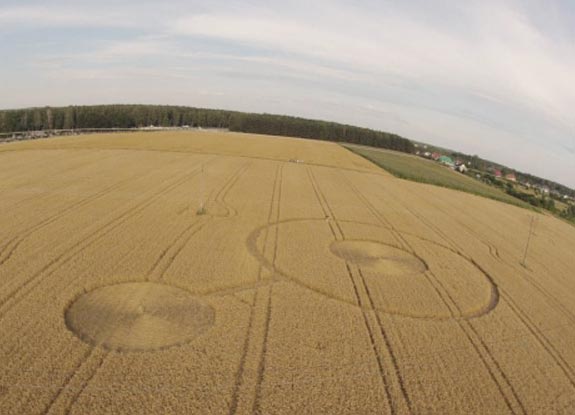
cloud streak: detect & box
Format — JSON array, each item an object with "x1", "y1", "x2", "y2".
[{"x1": 0, "y1": 6, "x2": 132, "y2": 28}]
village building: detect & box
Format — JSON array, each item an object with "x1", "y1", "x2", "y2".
[
  {"x1": 456, "y1": 163, "x2": 468, "y2": 173},
  {"x1": 534, "y1": 185, "x2": 550, "y2": 194},
  {"x1": 438, "y1": 155, "x2": 455, "y2": 167}
]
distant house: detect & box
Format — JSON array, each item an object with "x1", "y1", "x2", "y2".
[
  {"x1": 456, "y1": 164, "x2": 468, "y2": 173},
  {"x1": 423, "y1": 151, "x2": 431, "y2": 158},
  {"x1": 505, "y1": 173, "x2": 517, "y2": 182},
  {"x1": 438, "y1": 155, "x2": 454, "y2": 167},
  {"x1": 535, "y1": 185, "x2": 550, "y2": 194},
  {"x1": 494, "y1": 169, "x2": 503, "y2": 178},
  {"x1": 453, "y1": 159, "x2": 467, "y2": 173},
  {"x1": 431, "y1": 152, "x2": 441, "y2": 161}
]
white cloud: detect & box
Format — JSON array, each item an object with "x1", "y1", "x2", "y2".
[
  {"x1": 171, "y1": 2, "x2": 575, "y2": 129},
  {"x1": 0, "y1": 6, "x2": 128, "y2": 28}
]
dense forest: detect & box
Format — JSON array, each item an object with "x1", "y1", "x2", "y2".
[{"x1": 0, "y1": 105, "x2": 414, "y2": 153}]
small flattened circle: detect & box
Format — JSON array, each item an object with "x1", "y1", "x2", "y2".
[
  {"x1": 65, "y1": 282, "x2": 215, "y2": 352},
  {"x1": 330, "y1": 240, "x2": 427, "y2": 277}
]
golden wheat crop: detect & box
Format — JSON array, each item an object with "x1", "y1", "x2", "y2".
[{"x1": 0, "y1": 130, "x2": 574, "y2": 414}]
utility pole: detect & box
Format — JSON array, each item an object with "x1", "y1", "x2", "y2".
[
  {"x1": 521, "y1": 216, "x2": 536, "y2": 268},
  {"x1": 197, "y1": 163, "x2": 206, "y2": 215}
]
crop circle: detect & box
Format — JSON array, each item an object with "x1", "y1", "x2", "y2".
[
  {"x1": 247, "y1": 219, "x2": 499, "y2": 320},
  {"x1": 65, "y1": 282, "x2": 215, "y2": 352},
  {"x1": 330, "y1": 240, "x2": 427, "y2": 276}
]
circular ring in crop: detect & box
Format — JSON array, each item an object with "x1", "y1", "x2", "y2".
[
  {"x1": 247, "y1": 218, "x2": 499, "y2": 320},
  {"x1": 65, "y1": 282, "x2": 215, "y2": 352}
]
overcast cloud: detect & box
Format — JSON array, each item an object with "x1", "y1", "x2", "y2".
[{"x1": 0, "y1": 0, "x2": 574, "y2": 187}]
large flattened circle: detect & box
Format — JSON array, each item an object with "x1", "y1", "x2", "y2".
[
  {"x1": 66, "y1": 282, "x2": 215, "y2": 352},
  {"x1": 247, "y1": 219, "x2": 499, "y2": 320}
]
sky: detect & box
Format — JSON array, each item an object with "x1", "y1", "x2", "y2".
[{"x1": 0, "y1": 0, "x2": 574, "y2": 188}]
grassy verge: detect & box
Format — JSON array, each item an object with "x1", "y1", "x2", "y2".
[{"x1": 343, "y1": 144, "x2": 537, "y2": 211}]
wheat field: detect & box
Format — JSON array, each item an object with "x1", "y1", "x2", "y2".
[{"x1": 0, "y1": 131, "x2": 574, "y2": 414}]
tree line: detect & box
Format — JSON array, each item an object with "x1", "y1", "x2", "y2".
[{"x1": 0, "y1": 105, "x2": 414, "y2": 153}]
